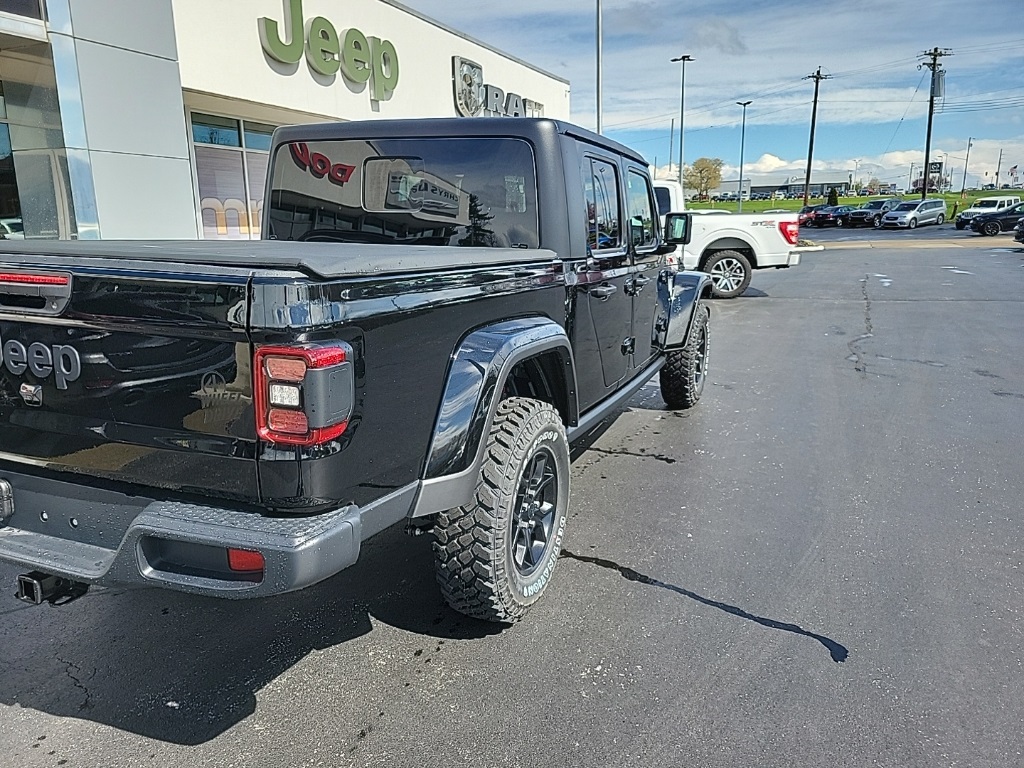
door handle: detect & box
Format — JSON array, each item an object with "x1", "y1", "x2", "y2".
[
  {"x1": 590, "y1": 284, "x2": 617, "y2": 300},
  {"x1": 634, "y1": 275, "x2": 651, "y2": 286}
]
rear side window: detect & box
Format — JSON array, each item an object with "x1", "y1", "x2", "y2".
[
  {"x1": 626, "y1": 170, "x2": 656, "y2": 248},
  {"x1": 582, "y1": 157, "x2": 620, "y2": 251},
  {"x1": 654, "y1": 186, "x2": 671, "y2": 216},
  {"x1": 267, "y1": 138, "x2": 539, "y2": 248}
]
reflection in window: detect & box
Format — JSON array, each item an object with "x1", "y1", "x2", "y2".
[
  {"x1": 627, "y1": 170, "x2": 655, "y2": 248},
  {"x1": 192, "y1": 113, "x2": 241, "y2": 147},
  {"x1": 196, "y1": 146, "x2": 248, "y2": 239},
  {"x1": 582, "y1": 158, "x2": 619, "y2": 251},
  {"x1": 267, "y1": 138, "x2": 539, "y2": 248}
]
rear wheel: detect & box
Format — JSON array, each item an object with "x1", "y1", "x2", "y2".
[
  {"x1": 703, "y1": 250, "x2": 752, "y2": 299},
  {"x1": 983, "y1": 221, "x2": 1000, "y2": 237},
  {"x1": 936, "y1": 214, "x2": 945, "y2": 225},
  {"x1": 660, "y1": 303, "x2": 709, "y2": 409},
  {"x1": 433, "y1": 397, "x2": 569, "y2": 624},
  {"x1": 873, "y1": 215, "x2": 882, "y2": 228}
]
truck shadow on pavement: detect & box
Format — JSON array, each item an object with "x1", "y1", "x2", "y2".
[
  {"x1": 561, "y1": 549, "x2": 849, "y2": 664},
  {"x1": 0, "y1": 527, "x2": 498, "y2": 745}
]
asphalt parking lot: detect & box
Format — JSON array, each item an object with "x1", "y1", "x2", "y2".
[{"x1": 1, "y1": 230, "x2": 1023, "y2": 767}]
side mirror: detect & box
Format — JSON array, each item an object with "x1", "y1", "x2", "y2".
[{"x1": 664, "y1": 212, "x2": 691, "y2": 245}]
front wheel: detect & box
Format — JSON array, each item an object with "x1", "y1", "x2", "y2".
[
  {"x1": 660, "y1": 302, "x2": 709, "y2": 409},
  {"x1": 836, "y1": 218, "x2": 844, "y2": 227},
  {"x1": 433, "y1": 397, "x2": 569, "y2": 624},
  {"x1": 703, "y1": 250, "x2": 752, "y2": 299},
  {"x1": 908, "y1": 218, "x2": 918, "y2": 229},
  {"x1": 983, "y1": 221, "x2": 1000, "y2": 237},
  {"x1": 955, "y1": 221, "x2": 965, "y2": 230}
]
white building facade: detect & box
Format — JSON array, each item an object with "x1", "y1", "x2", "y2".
[{"x1": 0, "y1": 0, "x2": 570, "y2": 240}]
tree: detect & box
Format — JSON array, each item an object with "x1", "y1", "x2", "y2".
[
  {"x1": 458, "y1": 194, "x2": 497, "y2": 247},
  {"x1": 684, "y1": 157, "x2": 723, "y2": 200},
  {"x1": 827, "y1": 187, "x2": 839, "y2": 206},
  {"x1": 866, "y1": 177, "x2": 881, "y2": 192}
]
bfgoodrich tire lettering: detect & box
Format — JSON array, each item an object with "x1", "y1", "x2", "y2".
[
  {"x1": 433, "y1": 397, "x2": 569, "y2": 623},
  {"x1": 660, "y1": 302, "x2": 709, "y2": 409},
  {"x1": 703, "y1": 250, "x2": 752, "y2": 299}
]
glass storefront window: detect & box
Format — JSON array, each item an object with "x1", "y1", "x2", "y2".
[
  {"x1": 244, "y1": 123, "x2": 275, "y2": 152},
  {"x1": 192, "y1": 114, "x2": 275, "y2": 240},
  {"x1": 192, "y1": 113, "x2": 241, "y2": 148},
  {"x1": 0, "y1": 0, "x2": 43, "y2": 19}
]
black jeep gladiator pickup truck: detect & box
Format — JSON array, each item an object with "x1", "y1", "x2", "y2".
[{"x1": 0, "y1": 118, "x2": 711, "y2": 623}]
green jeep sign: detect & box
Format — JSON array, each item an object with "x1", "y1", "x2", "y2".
[{"x1": 258, "y1": 0, "x2": 399, "y2": 101}]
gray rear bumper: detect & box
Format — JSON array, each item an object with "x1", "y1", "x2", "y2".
[{"x1": 0, "y1": 467, "x2": 415, "y2": 598}]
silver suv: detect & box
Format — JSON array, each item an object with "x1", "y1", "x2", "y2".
[{"x1": 881, "y1": 198, "x2": 947, "y2": 229}]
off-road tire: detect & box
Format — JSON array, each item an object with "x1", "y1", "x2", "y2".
[
  {"x1": 660, "y1": 302, "x2": 709, "y2": 409},
  {"x1": 955, "y1": 221, "x2": 965, "y2": 230},
  {"x1": 433, "y1": 397, "x2": 569, "y2": 624},
  {"x1": 703, "y1": 250, "x2": 752, "y2": 299}
]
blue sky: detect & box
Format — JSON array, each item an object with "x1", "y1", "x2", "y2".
[{"x1": 401, "y1": 0, "x2": 1024, "y2": 189}]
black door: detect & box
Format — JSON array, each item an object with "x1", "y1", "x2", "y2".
[
  {"x1": 580, "y1": 156, "x2": 632, "y2": 390},
  {"x1": 624, "y1": 167, "x2": 662, "y2": 369}
]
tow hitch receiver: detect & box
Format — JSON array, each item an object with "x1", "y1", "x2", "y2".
[{"x1": 16, "y1": 571, "x2": 89, "y2": 605}]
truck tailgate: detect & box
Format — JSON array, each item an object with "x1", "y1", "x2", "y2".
[{"x1": 0, "y1": 255, "x2": 257, "y2": 502}]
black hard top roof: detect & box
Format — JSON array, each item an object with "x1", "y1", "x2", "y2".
[{"x1": 272, "y1": 117, "x2": 648, "y2": 166}]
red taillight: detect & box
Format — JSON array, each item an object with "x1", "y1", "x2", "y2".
[
  {"x1": 779, "y1": 221, "x2": 800, "y2": 245},
  {"x1": 253, "y1": 343, "x2": 353, "y2": 446},
  {"x1": 227, "y1": 548, "x2": 265, "y2": 573},
  {"x1": 0, "y1": 271, "x2": 70, "y2": 286}
]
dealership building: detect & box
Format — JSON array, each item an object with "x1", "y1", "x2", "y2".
[{"x1": 0, "y1": 0, "x2": 570, "y2": 240}]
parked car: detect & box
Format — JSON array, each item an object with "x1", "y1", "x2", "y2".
[
  {"x1": 798, "y1": 204, "x2": 828, "y2": 226},
  {"x1": 1014, "y1": 218, "x2": 1024, "y2": 245},
  {"x1": 880, "y1": 199, "x2": 947, "y2": 229},
  {"x1": 955, "y1": 196, "x2": 1022, "y2": 230},
  {"x1": 812, "y1": 205, "x2": 855, "y2": 227},
  {"x1": 969, "y1": 201, "x2": 1024, "y2": 236},
  {"x1": 844, "y1": 199, "x2": 902, "y2": 228},
  {"x1": 0, "y1": 218, "x2": 24, "y2": 239}
]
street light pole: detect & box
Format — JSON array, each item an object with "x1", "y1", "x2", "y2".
[
  {"x1": 960, "y1": 137, "x2": 973, "y2": 197},
  {"x1": 671, "y1": 54, "x2": 693, "y2": 189},
  {"x1": 737, "y1": 100, "x2": 751, "y2": 213},
  {"x1": 596, "y1": 0, "x2": 603, "y2": 134},
  {"x1": 854, "y1": 159, "x2": 860, "y2": 191}
]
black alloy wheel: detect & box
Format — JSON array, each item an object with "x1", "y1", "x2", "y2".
[
  {"x1": 511, "y1": 448, "x2": 559, "y2": 576},
  {"x1": 983, "y1": 221, "x2": 1001, "y2": 237}
]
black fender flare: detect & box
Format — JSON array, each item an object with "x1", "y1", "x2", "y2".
[
  {"x1": 411, "y1": 317, "x2": 577, "y2": 518},
  {"x1": 659, "y1": 270, "x2": 713, "y2": 351}
]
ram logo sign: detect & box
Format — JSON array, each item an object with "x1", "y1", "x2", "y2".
[{"x1": 451, "y1": 57, "x2": 544, "y2": 119}]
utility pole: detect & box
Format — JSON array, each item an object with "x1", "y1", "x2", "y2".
[
  {"x1": 995, "y1": 148, "x2": 1003, "y2": 188},
  {"x1": 909, "y1": 162, "x2": 915, "y2": 193},
  {"x1": 919, "y1": 47, "x2": 952, "y2": 199},
  {"x1": 671, "y1": 54, "x2": 694, "y2": 189},
  {"x1": 960, "y1": 137, "x2": 972, "y2": 197},
  {"x1": 802, "y1": 67, "x2": 831, "y2": 207}
]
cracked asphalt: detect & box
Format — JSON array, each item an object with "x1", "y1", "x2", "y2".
[{"x1": 1, "y1": 234, "x2": 1023, "y2": 767}]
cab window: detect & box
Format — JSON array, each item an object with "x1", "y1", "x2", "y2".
[
  {"x1": 582, "y1": 157, "x2": 620, "y2": 251},
  {"x1": 626, "y1": 170, "x2": 656, "y2": 249}
]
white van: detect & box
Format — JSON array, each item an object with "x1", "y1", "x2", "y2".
[{"x1": 955, "y1": 196, "x2": 1022, "y2": 229}]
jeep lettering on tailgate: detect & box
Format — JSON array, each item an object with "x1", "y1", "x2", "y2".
[{"x1": 0, "y1": 332, "x2": 82, "y2": 389}]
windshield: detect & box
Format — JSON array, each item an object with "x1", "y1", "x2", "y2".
[
  {"x1": 862, "y1": 201, "x2": 884, "y2": 210},
  {"x1": 267, "y1": 138, "x2": 540, "y2": 247},
  {"x1": 975, "y1": 200, "x2": 999, "y2": 209},
  {"x1": 894, "y1": 203, "x2": 918, "y2": 212}
]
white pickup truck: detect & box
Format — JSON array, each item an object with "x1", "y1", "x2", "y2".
[{"x1": 654, "y1": 180, "x2": 821, "y2": 298}]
